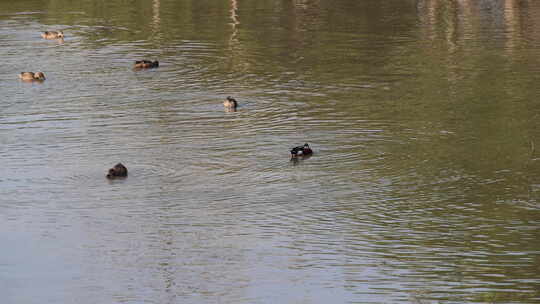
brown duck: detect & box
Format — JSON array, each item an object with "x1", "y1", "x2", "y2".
[
  {"x1": 19, "y1": 72, "x2": 46, "y2": 81},
  {"x1": 223, "y1": 96, "x2": 238, "y2": 109},
  {"x1": 134, "y1": 60, "x2": 159, "y2": 69},
  {"x1": 106, "y1": 163, "x2": 128, "y2": 179},
  {"x1": 41, "y1": 31, "x2": 64, "y2": 39}
]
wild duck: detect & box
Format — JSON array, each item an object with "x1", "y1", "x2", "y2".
[
  {"x1": 41, "y1": 31, "x2": 64, "y2": 39},
  {"x1": 106, "y1": 163, "x2": 128, "y2": 179},
  {"x1": 19, "y1": 72, "x2": 46, "y2": 81},
  {"x1": 134, "y1": 60, "x2": 159, "y2": 69},
  {"x1": 223, "y1": 96, "x2": 238, "y2": 109},
  {"x1": 290, "y1": 143, "x2": 313, "y2": 158}
]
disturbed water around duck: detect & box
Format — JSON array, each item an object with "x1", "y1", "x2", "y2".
[{"x1": 1, "y1": 1, "x2": 539, "y2": 303}]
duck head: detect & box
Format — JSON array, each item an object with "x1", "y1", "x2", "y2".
[
  {"x1": 34, "y1": 72, "x2": 46, "y2": 80},
  {"x1": 106, "y1": 168, "x2": 116, "y2": 179}
]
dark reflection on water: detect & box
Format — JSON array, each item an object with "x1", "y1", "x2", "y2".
[{"x1": 1, "y1": 0, "x2": 539, "y2": 303}]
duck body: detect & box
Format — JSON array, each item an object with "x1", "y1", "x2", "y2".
[
  {"x1": 19, "y1": 72, "x2": 46, "y2": 81},
  {"x1": 134, "y1": 60, "x2": 159, "y2": 69},
  {"x1": 223, "y1": 96, "x2": 238, "y2": 109},
  {"x1": 106, "y1": 163, "x2": 128, "y2": 179},
  {"x1": 41, "y1": 31, "x2": 64, "y2": 39},
  {"x1": 290, "y1": 143, "x2": 313, "y2": 158}
]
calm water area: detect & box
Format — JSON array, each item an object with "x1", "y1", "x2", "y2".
[{"x1": 1, "y1": 0, "x2": 539, "y2": 303}]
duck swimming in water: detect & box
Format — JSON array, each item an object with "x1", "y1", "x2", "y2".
[
  {"x1": 19, "y1": 72, "x2": 46, "y2": 81},
  {"x1": 134, "y1": 60, "x2": 159, "y2": 69},
  {"x1": 290, "y1": 143, "x2": 313, "y2": 158},
  {"x1": 41, "y1": 31, "x2": 64, "y2": 39},
  {"x1": 223, "y1": 96, "x2": 238, "y2": 109},
  {"x1": 106, "y1": 163, "x2": 128, "y2": 179}
]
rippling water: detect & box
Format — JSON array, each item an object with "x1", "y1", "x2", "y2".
[{"x1": 1, "y1": 0, "x2": 539, "y2": 303}]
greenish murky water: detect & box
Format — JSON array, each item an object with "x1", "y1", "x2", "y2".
[{"x1": 1, "y1": 0, "x2": 539, "y2": 303}]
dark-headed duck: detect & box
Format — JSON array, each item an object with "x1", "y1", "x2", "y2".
[{"x1": 290, "y1": 143, "x2": 313, "y2": 158}]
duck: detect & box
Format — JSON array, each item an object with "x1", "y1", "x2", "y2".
[
  {"x1": 106, "y1": 163, "x2": 128, "y2": 179},
  {"x1": 19, "y1": 72, "x2": 46, "y2": 81},
  {"x1": 41, "y1": 31, "x2": 64, "y2": 39},
  {"x1": 290, "y1": 143, "x2": 313, "y2": 158},
  {"x1": 134, "y1": 60, "x2": 159, "y2": 69},
  {"x1": 223, "y1": 96, "x2": 238, "y2": 109}
]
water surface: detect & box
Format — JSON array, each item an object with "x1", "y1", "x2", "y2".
[{"x1": 1, "y1": 0, "x2": 539, "y2": 303}]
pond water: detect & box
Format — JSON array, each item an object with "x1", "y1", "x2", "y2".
[{"x1": 1, "y1": 0, "x2": 539, "y2": 303}]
